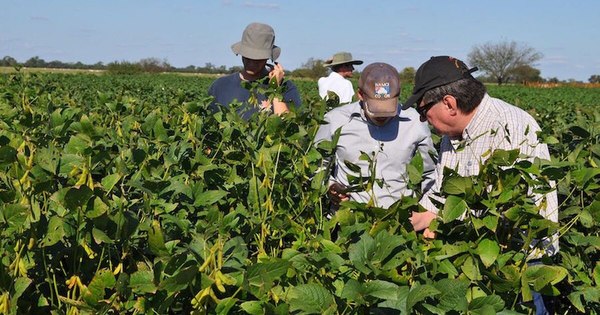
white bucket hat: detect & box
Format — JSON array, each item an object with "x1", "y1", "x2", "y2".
[
  {"x1": 231, "y1": 22, "x2": 281, "y2": 61},
  {"x1": 324, "y1": 52, "x2": 363, "y2": 67}
]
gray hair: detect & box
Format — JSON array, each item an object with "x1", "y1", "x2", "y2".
[{"x1": 422, "y1": 77, "x2": 486, "y2": 114}]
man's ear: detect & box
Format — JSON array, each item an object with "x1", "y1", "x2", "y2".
[
  {"x1": 357, "y1": 89, "x2": 365, "y2": 101},
  {"x1": 443, "y1": 95, "x2": 458, "y2": 116}
]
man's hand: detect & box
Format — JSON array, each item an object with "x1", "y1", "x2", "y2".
[
  {"x1": 410, "y1": 210, "x2": 437, "y2": 231},
  {"x1": 268, "y1": 62, "x2": 285, "y2": 86},
  {"x1": 328, "y1": 182, "x2": 349, "y2": 206}
]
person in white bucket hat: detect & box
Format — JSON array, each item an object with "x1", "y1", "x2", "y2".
[
  {"x1": 318, "y1": 52, "x2": 363, "y2": 104},
  {"x1": 208, "y1": 22, "x2": 301, "y2": 120}
]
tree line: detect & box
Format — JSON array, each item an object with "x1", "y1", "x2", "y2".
[{"x1": 2, "y1": 40, "x2": 598, "y2": 84}]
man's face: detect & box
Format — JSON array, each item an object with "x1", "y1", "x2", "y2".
[
  {"x1": 337, "y1": 64, "x2": 355, "y2": 78},
  {"x1": 358, "y1": 90, "x2": 396, "y2": 126},
  {"x1": 417, "y1": 97, "x2": 461, "y2": 137},
  {"x1": 242, "y1": 57, "x2": 268, "y2": 76}
]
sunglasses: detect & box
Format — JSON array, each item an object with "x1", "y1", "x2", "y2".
[{"x1": 416, "y1": 100, "x2": 438, "y2": 117}]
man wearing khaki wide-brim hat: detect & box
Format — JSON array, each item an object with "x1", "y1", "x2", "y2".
[
  {"x1": 208, "y1": 22, "x2": 301, "y2": 120},
  {"x1": 318, "y1": 52, "x2": 363, "y2": 104}
]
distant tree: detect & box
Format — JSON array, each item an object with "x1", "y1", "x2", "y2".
[
  {"x1": 228, "y1": 66, "x2": 244, "y2": 74},
  {"x1": 181, "y1": 65, "x2": 197, "y2": 73},
  {"x1": 589, "y1": 75, "x2": 600, "y2": 84},
  {"x1": 399, "y1": 67, "x2": 416, "y2": 84},
  {"x1": 291, "y1": 58, "x2": 327, "y2": 79},
  {"x1": 92, "y1": 62, "x2": 104, "y2": 70},
  {"x1": 46, "y1": 60, "x2": 66, "y2": 69},
  {"x1": 107, "y1": 61, "x2": 143, "y2": 74},
  {"x1": 24, "y1": 56, "x2": 46, "y2": 68},
  {"x1": 139, "y1": 57, "x2": 171, "y2": 73},
  {"x1": 468, "y1": 40, "x2": 543, "y2": 85},
  {"x1": 1, "y1": 56, "x2": 18, "y2": 67},
  {"x1": 546, "y1": 77, "x2": 560, "y2": 84},
  {"x1": 511, "y1": 64, "x2": 542, "y2": 84}
]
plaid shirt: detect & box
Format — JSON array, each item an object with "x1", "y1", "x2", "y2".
[{"x1": 420, "y1": 94, "x2": 559, "y2": 257}]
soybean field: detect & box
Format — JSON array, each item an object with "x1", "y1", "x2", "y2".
[{"x1": 0, "y1": 71, "x2": 598, "y2": 314}]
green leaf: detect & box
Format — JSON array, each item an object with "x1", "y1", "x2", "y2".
[
  {"x1": 64, "y1": 134, "x2": 91, "y2": 155},
  {"x1": 572, "y1": 167, "x2": 600, "y2": 188},
  {"x1": 476, "y1": 238, "x2": 500, "y2": 268},
  {"x1": 348, "y1": 233, "x2": 375, "y2": 274},
  {"x1": 129, "y1": 270, "x2": 157, "y2": 294},
  {"x1": 158, "y1": 266, "x2": 197, "y2": 294},
  {"x1": 567, "y1": 292, "x2": 585, "y2": 313},
  {"x1": 64, "y1": 186, "x2": 94, "y2": 211},
  {"x1": 340, "y1": 279, "x2": 365, "y2": 304},
  {"x1": 216, "y1": 297, "x2": 238, "y2": 315},
  {"x1": 2, "y1": 203, "x2": 29, "y2": 232},
  {"x1": 194, "y1": 189, "x2": 228, "y2": 206},
  {"x1": 433, "y1": 278, "x2": 468, "y2": 312},
  {"x1": 240, "y1": 301, "x2": 264, "y2": 315},
  {"x1": 344, "y1": 160, "x2": 362, "y2": 173},
  {"x1": 461, "y1": 256, "x2": 482, "y2": 281},
  {"x1": 525, "y1": 265, "x2": 568, "y2": 292},
  {"x1": 82, "y1": 269, "x2": 116, "y2": 306},
  {"x1": 287, "y1": 283, "x2": 336, "y2": 314},
  {"x1": 0, "y1": 145, "x2": 17, "y2": 166},
  {"x1": 406, "y1": 284, "x2": 440, "y2": 313},
  {"x1": 442, "y1": 176, "x2": 472, "y2": 195},
  {"x1": 153, "y1": 118, "x2": 168, "y2": 141},
  {"x1": 469, "y1": 294, "x2": 505, "y2": 312},
  {"x1": 442, "y1": 195, "x2": 467, "y2": 223},
  {"x1": 437, "y1": 259, "x2": 459, "y2": 277},
  {"x1": 482, "y1": 215, "x2": 499, "y2": 232},
  {"x1": 92, "y1": 228, "x2": 114, "y2": 244},
  {"x1": 148, "y1": 220, "x2": 169, "y2": 257},
  {"x1": 101, "y1": 173, "x2": 122, "y2": 192},
  {"x1": 246, "y1": 259, "x2": 290, "y2": 297},
  {"x1": 87, "y1": 197, "x2": 109, "y2": 218},
  {"x1": 407, "y1": 151, "x2": 424, "y2": 184},
  {"x1": 364, "y1": 280, "x2": 400, "y2": 300},
  {"x1": 487, "y1": 149, "x2": 519, "y2": 166},
  {"x1": 39, "y1": 216, "x2": 66, "y2": 247},
  {"x1": 13, "y1": 277, "x2": 32, "y2": 301}
]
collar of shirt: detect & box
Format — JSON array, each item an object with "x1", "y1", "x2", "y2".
[
  {"x1": 451, "y1": 93, "x2": 492, "y2": 150},
  {"x1": 329, "y1": 71, "x2": 345, "y2": 80}
]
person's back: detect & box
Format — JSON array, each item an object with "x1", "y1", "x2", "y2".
[{"x1": 207, "y1": 22, "x2": 301, "y2": 119}]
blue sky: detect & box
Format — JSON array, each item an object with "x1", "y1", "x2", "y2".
[{"x1": 1, "y1": 0, "x2": 599, "y2": 81}]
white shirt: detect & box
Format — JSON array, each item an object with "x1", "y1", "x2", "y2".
[
  {"x1": 420, "y1": 94, "x2": 559, "y2": 257},
  {"x1": 318, "y1": 71, "x2": 355, "y2": 104}
]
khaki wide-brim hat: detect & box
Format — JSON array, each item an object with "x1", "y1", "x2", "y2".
[
  {"x1": 231, "y1": 22, "x2": 281, "y2": 61},
  {"x1": 324, "y1": 52, "x2": 363, "y2": 67}
]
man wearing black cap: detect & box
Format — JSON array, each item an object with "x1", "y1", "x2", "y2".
[
  {"x1": 314, "y1": 62, "x2": 437, "y2": 210},
  {"x1": 403, "y1": 56, "x2": 558, "y2": 314},
  {"x1": 208, "y1": 22, "x2": 301, "y2": 120}
]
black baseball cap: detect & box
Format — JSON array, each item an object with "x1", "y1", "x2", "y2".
[{"x1": 402, "y1": 56, "x2": 478, "y2": 109}]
